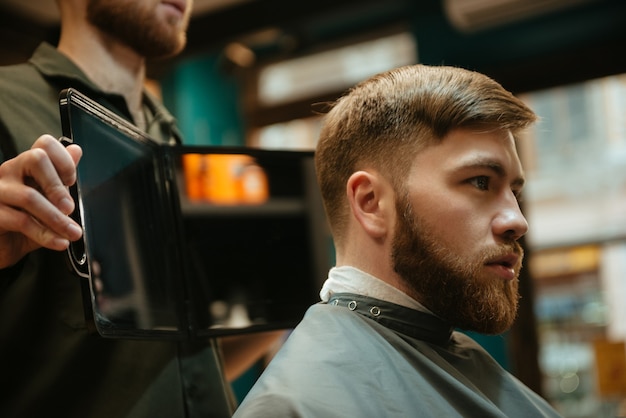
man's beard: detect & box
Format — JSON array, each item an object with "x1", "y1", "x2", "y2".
[
  {"x1": 87, "y1": 0, "x2": 189, "y2": 59},
  {"x1": 391, "y1": 196, "x2": 522, "y2": 335}
]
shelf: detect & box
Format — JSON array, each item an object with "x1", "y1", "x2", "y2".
[{"x1": 179, "y1": 196, "x2": 307, "y2": 217}]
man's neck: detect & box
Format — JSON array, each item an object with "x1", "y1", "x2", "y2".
[{"x1": 57, "y1": 25, "x2": 147, "y2": 129}]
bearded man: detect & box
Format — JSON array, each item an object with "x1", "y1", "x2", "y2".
[
  {"x1": 0, "y1": 1, "x2": 273, "y2": 417},
  {"x1": 232, "y1": 64, "x2": 563, "y2": 417}
]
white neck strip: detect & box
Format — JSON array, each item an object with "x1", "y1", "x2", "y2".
[{"x1": 319, "y1": 266, "x2": 433, "y2": 314}]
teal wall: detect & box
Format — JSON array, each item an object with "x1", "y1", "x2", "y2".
[
  {"x1": 410, "y1": 0, "x2": 626, "y2": 93},
  {"x1": 160, "y1": 54, "x2": 245, "y2": 146},
  {"x1": 412, "y1": 1, "x2": 626, "y2": 70}
]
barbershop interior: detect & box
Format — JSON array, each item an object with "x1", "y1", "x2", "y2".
[{"x1": 2, "y1": 0, "x2": 626, "y2": 416}]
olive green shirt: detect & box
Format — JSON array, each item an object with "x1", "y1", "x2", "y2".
[{"x1": 0, "y1": 43, "x2": 233, "y2": 418}]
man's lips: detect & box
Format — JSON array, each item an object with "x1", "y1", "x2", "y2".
[
  {"x1": 485, "y1": 253, "x2": 521, "y2": 280},
  {"x1": 162, "y1": 0, "x2": 186, "y2": 14}
]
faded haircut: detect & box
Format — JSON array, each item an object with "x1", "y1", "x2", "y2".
[{"x1": 314, "y1": 64, "x2": 537, "y2": 243}]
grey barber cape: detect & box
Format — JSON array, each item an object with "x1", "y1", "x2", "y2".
[{"x1": 233, "y1": 270, "x2": 562, "y2": 417}]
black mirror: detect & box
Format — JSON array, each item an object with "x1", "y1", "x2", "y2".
[{"x1": 59, "y1": 88, "x2": 331, "y2": 340}]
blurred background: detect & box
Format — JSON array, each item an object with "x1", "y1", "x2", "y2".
[{"x1": 2, "y1": 0, "x2": 625, "y2": 416}]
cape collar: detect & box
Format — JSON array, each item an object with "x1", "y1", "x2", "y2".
[{"x1": 327, "y1": 293, "x2": 454, "y2": 345}]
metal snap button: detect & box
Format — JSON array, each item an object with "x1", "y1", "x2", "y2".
[
  {"x1": 348, "y1": 301, "x2": 357, "y2": 310},
  {"x1": 370, "y1": 306, "x2": 381, "y2": 316}
]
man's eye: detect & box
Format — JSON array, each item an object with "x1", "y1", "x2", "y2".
[{"x1": 469, "y1": 176, "x2": 490, "y2": 191}]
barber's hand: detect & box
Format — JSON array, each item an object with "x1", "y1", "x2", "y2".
[{"x1": 0, "y1": 134, "x2": 83, "y2": 269}]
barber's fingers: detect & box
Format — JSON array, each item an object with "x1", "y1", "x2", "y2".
[
  {"x1": 66, "y1": 143, "x2": 83, "y2": 167},
  {"x1": 0, "y1": 204, "x2": 79, "y2": 254},
  {"x1": 0, "y1": 135, "x2": 83, "y2": 247},
  {"x1": 27, "y1": 135, "x2": 82, "y2": 213}
]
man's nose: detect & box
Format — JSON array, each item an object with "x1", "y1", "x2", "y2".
[{"x1": 492, "y1": 198, "x2": 529, "y2": 241}]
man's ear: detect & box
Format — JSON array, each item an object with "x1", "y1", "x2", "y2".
[{"x1": 346, "y1": 170, "x2": 391, "y2": 239}]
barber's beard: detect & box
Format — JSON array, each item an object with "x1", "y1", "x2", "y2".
[
  {"x1": 391, "y1": 197, "x2": 522, "y2": 335},
  {"x1": 87, "y1": 0, "x2": 188, "y2": 59}
]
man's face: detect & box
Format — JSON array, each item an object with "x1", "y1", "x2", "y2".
[
  {"x1": 87, "y1": 0, "x2": 193, "y2": 58},
  {"x1": 391, "y1": 128, "x2": 528, "y2": 335}
]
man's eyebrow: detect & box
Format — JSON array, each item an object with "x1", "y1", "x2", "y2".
[{"x1": 459, "y1": 157, "x2": 526, "y2": 188}]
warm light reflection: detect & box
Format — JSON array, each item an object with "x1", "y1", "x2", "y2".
[{"x1": 182, "y1": 153, "x2": 269, "y2": 204}]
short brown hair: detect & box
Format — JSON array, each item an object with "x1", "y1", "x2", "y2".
[{"x1": 314, "y1": 64, "x2": 537, "y2": 244}]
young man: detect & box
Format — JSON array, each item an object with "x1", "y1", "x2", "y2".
[
  {"x1": 0, "y1": 1, "x2": 279, "y2": 417},
  {"x1": 233, "y1": 64, "x2": 563, "y2": 417}
]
